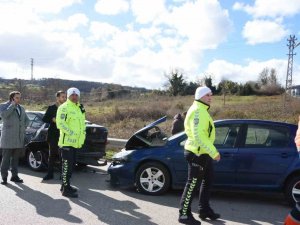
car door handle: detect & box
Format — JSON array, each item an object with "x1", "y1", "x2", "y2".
[{"x1": 281, "y1": 153, "x2": 288, "y2": 158}]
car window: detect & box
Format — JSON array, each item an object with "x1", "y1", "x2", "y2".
[
  {"x1": 32, "y1": 116, "x2": 44, "y2": 129},
  {"x1": 245, "y1": 124, "x2": 290, "y2": 148},
  {"x1": 215, "y1": 125, "x2": 240, "y2": 148},
  {"x1": 26, "y1": 113, "x2": 44, "y2": 129}
]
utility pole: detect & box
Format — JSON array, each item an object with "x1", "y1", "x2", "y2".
[
  {"x1": 30, "y1": 58, "x2": 34, "y2": 80},
  {"x1": 285, "y1": 35, "x2": 300, "y2": 94}
]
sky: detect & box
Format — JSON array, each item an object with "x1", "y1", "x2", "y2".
[{"x1": 0, "y1": 0, "x2": 300, "y2": 89}]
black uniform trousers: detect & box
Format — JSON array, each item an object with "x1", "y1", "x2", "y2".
[
  {"x1": 179, "y1": 150, "x2": 214, "y2": 216},
  {"x1": 47, "y1": 139, "x2": 60, "y2": 175},
  {"x1": 61, "y1": 147, "x2": 76, "y2": 187}
]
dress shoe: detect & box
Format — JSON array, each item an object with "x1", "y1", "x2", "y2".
[
  {"x1": 1, "y1": 178, "x2": 7, "y2": 185},
  {"x1": 10, "y1": 176, "x2": 23, "y2": 183}
]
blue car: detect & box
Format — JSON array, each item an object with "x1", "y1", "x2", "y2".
[{"x1": 108, "y1": 116, "x2": 300, "y2": 205}]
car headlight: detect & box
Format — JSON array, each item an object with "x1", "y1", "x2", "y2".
[{"x1": 112, "y1": 149, "x2": 134, "y2": 164}]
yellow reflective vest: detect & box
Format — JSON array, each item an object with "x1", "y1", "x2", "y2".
[
  {"x1": 184, "y1": 100, "x2": 219, "y2": 159},
  {"x1": 56, "y1": 99, "x2": 86, "y2": 148}
]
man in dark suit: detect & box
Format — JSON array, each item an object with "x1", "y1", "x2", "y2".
[
  {"x1": 0, "y1": 91, "x2": 30, "y2": 185},
  {"x1": 42, "y1": 90, "x2": 66, "y2": 180}
]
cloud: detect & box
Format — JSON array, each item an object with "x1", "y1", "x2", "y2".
[
  {"x1": 205, "y1": 59, "x2": 300, "y2": 86},
  {"x1": 131, "y1": 0, "x2": 167, "y2": 24},
  {"x1": 46, "y1": 14, "x2": 89, "y2": 32},
  {"x1": 89, "y1": 22, "x2": 120, "y2": 41},
  {"x1": 242, "y1": 19, "x2": 288, "y2": 45},
  {"x1": 0, "y1": 2, "x2": 85, "y2": 35},
  {"x1": 160, "y1": 0, "x2": 232, "y2": 50},
  {"x1": 233, "y1": 0, "x2": 300, "y2": 18},
  {"x1": 0, "y1": 0, "x2": 233, "y2": 89},
  {"x1": 95, "y1": 0, "x2": 129, "y2": 15},
  {"x1": 1, "y1": 0, "x2": 82, "y2": 15},
  {"x1": 0, "y1": 34, "x2": 67, "y2": 66}
]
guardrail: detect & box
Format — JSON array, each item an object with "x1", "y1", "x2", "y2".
[{"x1": 107, "y1": 138, "x2": 127, "y2": 149}]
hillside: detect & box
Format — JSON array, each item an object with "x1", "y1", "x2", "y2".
[
  {"x1": 24, "y1": 94, "x2": 300, "y2": 139},
  {"x1": 0, "y1": 77, "x2": 150, "y2": 102}
]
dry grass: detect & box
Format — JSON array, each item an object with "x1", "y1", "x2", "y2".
[{"x1": 24, "y1": 94, "x2": 300, "y2": 139}]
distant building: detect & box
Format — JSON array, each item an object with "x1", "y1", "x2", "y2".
[{"x1": 289, "y1": 85, "x2": 300, "y2": 97}]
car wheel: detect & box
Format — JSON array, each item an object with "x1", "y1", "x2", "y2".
[
  {"x1": 135, "y1": 162, "x2": 170, "y2": 195},
  {"x1": 285, "y1": 175, "x2": 300, "y2": 206},
  {"x1": 27, "y1": 149, "x2": 44, "y2": 171}
]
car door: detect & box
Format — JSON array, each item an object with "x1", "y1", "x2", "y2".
[
  {"x1": 236, "y1": 123, "x2": 296, "y2": 187},
  {"x1": 169, "y1": 134, "x2": 188, "y2": 187},
  {"x1": 213, "y1": 123, "x2": 241, "y2": 186}
]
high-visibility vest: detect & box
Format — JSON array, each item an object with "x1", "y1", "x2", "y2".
[
  {"x1": 184, "y1": 100, "x2": 219, "y2": 159},
  {"x1": 56, "y1": 99, "x2": 86, "y2": 148}
]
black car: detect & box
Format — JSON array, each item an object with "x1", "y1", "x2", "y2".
[{"x1": 0, "y1": 111, "x2": 108, "y2": 171}]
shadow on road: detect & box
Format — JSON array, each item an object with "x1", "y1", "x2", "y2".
[
  {"x1": 14, "y1": 165, "x2": 290, "y2": 225},
  {"x1": 7, "y1": 183, "x2": 82, "y2": 223},
  {"x1": 118, "y1": 188, "x2": 289, "y2": 225},
  {"x1": 69, "y1": 168, "x2": 157, "y2": 225}
]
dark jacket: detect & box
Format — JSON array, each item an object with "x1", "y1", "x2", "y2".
[
  {"x1": 0, "y1": 101, "x2": 30, "y2": 149},
  {"x1": 42, "y1": 104, "x2": 59, "y2": 143},
  {"x1": 171, "y1": 114, "x2": 184, "y2": 135}
]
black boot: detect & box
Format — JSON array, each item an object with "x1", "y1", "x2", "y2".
[
  {"x1": 43, "y1": 173, "x2": 54, "y2": 181},
  {"x1": 179, "y1": 211, "x2": 201, "y2": 225},
  {"x1": 68, "y1": 185, "x2": 78, "y2": 193},
  {"x1": 11, "y1": 176, "x2": 23, "y2": 183},
  {"x1": 1, "y1": 178, "x2": 7, "y2": 185},
  {"x1": 60, "y1": 185, "x2": 77, "y2": 193},
  {"x1": 61, "y1": 186, "x2": 78, "y2": 198},
  {"x1": 199, "y1": 209, "x2": 220, "y2": 220}
]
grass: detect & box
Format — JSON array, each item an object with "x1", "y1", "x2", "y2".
[{"x1": 23, "y1": 94, "x2": 300, "y2": 141}]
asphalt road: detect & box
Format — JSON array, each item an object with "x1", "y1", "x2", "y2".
[{"x1": 0, "y1": 164, "x2": 291, "y2": 225}]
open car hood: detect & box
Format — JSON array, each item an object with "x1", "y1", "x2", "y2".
[{"x1": 125, "y1": 116, "x2": 168, "y2": 149}]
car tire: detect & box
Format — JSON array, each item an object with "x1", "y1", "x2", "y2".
[
  {"x1": 285, "y1": 175, "x2": 300, "y2": 206},
  {"x1": 135, "y1": 162, "x2": 170, "y2": 195},
  {"x1": 27, "y1": 149, "x2": 45, "y2": 171}
]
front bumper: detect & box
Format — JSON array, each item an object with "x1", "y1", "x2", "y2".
[
  {"x1": 76, "y1": 152, "x2": 106, "y2": 166},
  {"x1": 107, "y1": 161, "x2": 136, "y2": 188}
]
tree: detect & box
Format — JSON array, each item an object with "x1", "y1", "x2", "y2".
[
  {"x1": 268, "y1": 68, "x2": 277, "y2": 85},
  {"x1": 257, "y1": 68, "x2": 283, "y2": 95},
  {"x1": 203, "y1": 74, "x2": 217, "y2": 94},
  {"x1": 259, "y1": 68, "x2": 269, "y2": 85},
  {"x1": 183, "y1": 82, "x2": 199, "y2": 95},
  {"x1": 165, "y1": 69, "x2": 186, "y2": 96}
]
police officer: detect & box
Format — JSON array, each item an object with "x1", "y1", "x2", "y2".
[
  {"x1": 179, "y1": 86, "x2": 221, "y2": 225},
  {"x1": 56, "y1": 87, "x2": 86, "y2": 198},
  {"x1": 42, "y1": 90, "x2": 66, "y2": 181}
]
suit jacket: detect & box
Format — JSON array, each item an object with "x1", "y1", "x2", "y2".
[
  {"x1": 42, "y1": 104, "x2": 59, "y2": 142},
  {"x1": 0, "y1": 101, "x2": 30, "y2": 149}
]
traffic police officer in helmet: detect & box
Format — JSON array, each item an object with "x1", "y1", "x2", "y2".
[
  {"x1": 179, "y1": 86, "x2": 221, "y2": 225},
  {"x1": 56, "y1": 87, "x2": 86, "y2": 198}
]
